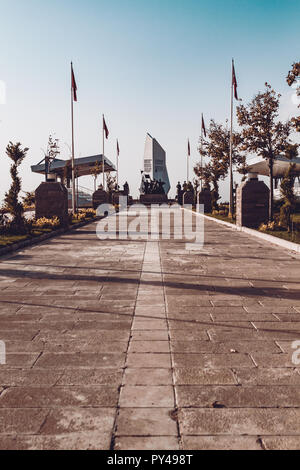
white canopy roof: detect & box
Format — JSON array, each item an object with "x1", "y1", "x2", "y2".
[{"x1": 247, "y1": 155, "x2": 300, "y2": 178}]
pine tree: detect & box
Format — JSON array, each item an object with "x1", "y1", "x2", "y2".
[{"x1": 4, "y1": 142, "x2": 29, "y2": 234}]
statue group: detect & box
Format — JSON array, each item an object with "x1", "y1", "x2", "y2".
[
  {"x1": 141, "y1": 175, "x2": 166, "y2": 195},
  {"x1": 176, "y1": 181, "x2": 194, "y2": 196},
  {"x1": 176, "y1": 181, "x2": 195, "y2": 205}
]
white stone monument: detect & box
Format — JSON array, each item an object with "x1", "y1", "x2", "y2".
[{"x1": 140, "y1": 133, "x2": 171, "y2": 195}]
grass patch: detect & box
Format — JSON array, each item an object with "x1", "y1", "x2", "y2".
[
  {"x1": 262, "y1": 230, "x2": 300, "y2": 244},
  {"x1": 207, "y1": 213, "x2": 236, "y2": 224},
  {"x1": 0, "y1": 235, "x2": 29, "y2": 247},
  {"x1": 0, "y1": 229, "x2": 54, "y2": 247}
]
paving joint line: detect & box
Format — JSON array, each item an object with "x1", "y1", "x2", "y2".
[
  {"x1": 159, "y1": 241, "x2": 182, "y2": 450},
  {"x1": 109, "y1": 238, "x2": 147, "y2": 450}
]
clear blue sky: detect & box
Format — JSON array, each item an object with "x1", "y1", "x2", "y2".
[{"x1": 0, "y1": 0, "x2": 299, "y2": 200}]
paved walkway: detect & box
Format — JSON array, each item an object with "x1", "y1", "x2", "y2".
[{"x1": 0, "y1": 208, "x2": 300, "y2": 450}]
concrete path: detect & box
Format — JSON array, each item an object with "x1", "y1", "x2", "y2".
[{"x1": 0, "y1": 209, "x2": 300, "y2": 450}]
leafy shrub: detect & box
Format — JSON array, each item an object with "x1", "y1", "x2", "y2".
[
  {"x1": 259, "y1": 220, "x2": 284, "y2": 232},
  {"x1": 82, "y1": 208, "x2": 96, "y2": 218},
  {"x1": 34, "y1": 217, "x2": 61, "y2": 230},
  {"x1": 71, "y1": 209, "x2": 96, "y2": 223}
]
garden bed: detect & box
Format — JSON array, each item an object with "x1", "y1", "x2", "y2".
[
  {"x1": 0, "y1": 211, "x2": 98, "y2": 255},
  {"x1": 259, "y1": 229, "x2": 300, "y2": 244}
]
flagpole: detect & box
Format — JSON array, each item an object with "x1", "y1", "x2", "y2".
[
  {"x1": 116, "y1": 140, "x2": 119, "y2": 188},
  {"x1": 187, "y1": 140, "x2": 189, "y2": 183},
  {"x1": 229, "y1": 59, "x2": 234, "y2": 219},
  {"x1": 102, "y1": 115, "x2": 105, "y2": 190},
  {"x1": 71, "y1": 62, "x2": 76, "y2": 214},
  {"x1": 201, "y1": 114, "x2": 204, "y2": 192}
]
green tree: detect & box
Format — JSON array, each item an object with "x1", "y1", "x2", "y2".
[
  {"x1": 4, "y1": 142, "x2": 29, "y2": 233},
  {"x1": 193, "y1": 162, "x2": 211, "y2": 189},
  {"x1": 280, "y1": 164, "x2": 296, "y2": 232},
  {"x1": 194, "y1": 120, "x2": 244, "y2": 211},
  {"x1": 237, "y1": 83, "x2": 298, "y2": 222},
  {"x1": 287, "y1": 62, "x2": 300, "y2": 132}
]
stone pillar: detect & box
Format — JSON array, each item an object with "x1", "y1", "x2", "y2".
[
  {"x1": 236, "y1": 173, "x2": 269, "y2": 228},
  {"x1": 92, "y1": 188, "x2": 109, "y2": 210},
  {"x1": 183, "y1": 191, "x2": 194, "y2": 206},
  {"x1": 35, "y1": 182, "x2": 69, "y2": 226},
  {"x1": 197, "y1": 187, "x2": 212, "y2": 213},
  {"x1": 177, "y1": 190, "x2": 184, "y2": 206}
]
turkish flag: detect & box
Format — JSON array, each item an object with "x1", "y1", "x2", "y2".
[
  {"x1": 232, "y1": 62, "x2": 238, "y2": 101},
  {"x1": 71, "y1": 63, "x2": 77, "y2": 102},
  {"x1": 117, "y1": 139, "x2": 120, "y2": 156},
  {"x1": 188, "y1": 139, "x2": 191, "y2": 157},
  {"x1": 103, "y1": 116, "x2": 109, "y2": 139},
  {"x1": 202, "y1": 115, "x2": 207, "y2": 138}
]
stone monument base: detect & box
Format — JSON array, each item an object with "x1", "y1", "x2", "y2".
[
  {"x1": 93, "y1": 189, "x2": 109, "y2": 210},
  {"x1": 35, "y1": 182, "x2": 69, "y2": 226},
  {"x1": 140, "y1": 194, "x2": 168, "y2": 205},
  {"x1": 236, "y1": 174, "x2": 269, "y2": 228},
  {"x1": 197, "y1": 187, "x2": 212, "y2": 213}
]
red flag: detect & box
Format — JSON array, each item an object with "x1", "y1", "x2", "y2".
[
  {"x1": 117, "y1": 139, "x2": 120, "y2": 156},
  {"x1": 188, "y1": 139, "x2": 191, "y2": 157},
  {"x1": 103, "y1": 116, "x2": 109, "y2": 139},
  {"x1": 202, "y1": 115, "x2": 207, "y2": 138},
  {"x1": 232, "y1": 61, "x2": 238, "y2": 101},
  {"x1": 71, "y1": 63, "x2": 77, "y2": 102}
]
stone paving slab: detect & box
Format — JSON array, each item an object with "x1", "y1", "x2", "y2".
[
  {"x1": 114, "y1": 436, "x2": 180, "y2": 451},
  {"x1": 178, "y1": 409, "x2": 300, "y2": 435},
  {"x1": 181, "y1": 436, "x2": 262, "y2": 450},
  {"x1": 116, "y1": 408, "x2": 177, "y2": 436},
  {"x1": 0, "y1": 212, "x2": 300, "y2": 449}
]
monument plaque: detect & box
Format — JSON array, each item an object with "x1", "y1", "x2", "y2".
[
  {"x1": 197, "y1": 187, "x2": 212, "y2": 213},
  {"x1": 93, "y1": 186, "x2": 109, "y2": 209},
  {"x1": 35, "y1": 182, "x2": 69, "y2": 226},
  {"x1": 183, "y1": 191, "x2": 194, "y2": 205},
  {"x1": 236, "y1": 173, "x2": 269, "y2": 228}
]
